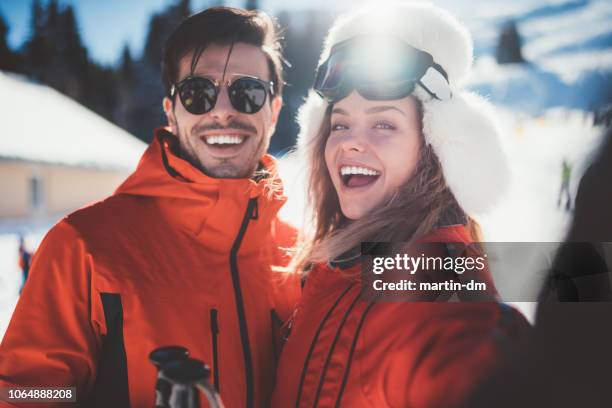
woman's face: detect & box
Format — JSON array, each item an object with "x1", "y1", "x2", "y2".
[{"x1": 324, "y1": 91, "x2": 422, "y2": 220}]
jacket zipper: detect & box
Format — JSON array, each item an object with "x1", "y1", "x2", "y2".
[
  {"x1": 229, "y1": 197, "x2": 258, "y2": 408},
  {"x1": 210, "y1": 308, "x2": 220, "y2": 392}
]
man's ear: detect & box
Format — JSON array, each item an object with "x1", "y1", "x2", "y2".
[
  {"x1": 268, "y1": 96, "x2": 283, "y2": 136},
  {"x1": 162, "y1": 96, "x2": 178, "y2": 134}
]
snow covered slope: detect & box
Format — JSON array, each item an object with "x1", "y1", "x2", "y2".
[{"x1": 463, "y1": 0, "x2": 612, "y2": 114}]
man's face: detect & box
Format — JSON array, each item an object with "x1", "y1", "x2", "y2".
[{"x1": 163, "y1": 42, "x2": 282, "y2": 178}]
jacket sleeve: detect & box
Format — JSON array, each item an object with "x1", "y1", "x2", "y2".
[
  {"x1": 0, "y1": 221, "x2": 102, "y2": 406},
  {"x1": 269, "y1": 218, "x2": 301, "y2": 323},
  {"x1": 388, "y1": 303, "x2": 530, "y2": 408}
]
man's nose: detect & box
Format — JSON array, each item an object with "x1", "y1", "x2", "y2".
[{"x1": 209, "y1": 84, "x2": 235, "y2": 123}]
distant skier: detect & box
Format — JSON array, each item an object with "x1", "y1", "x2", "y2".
[
  {"x1": 558, "y1": 159, "x2": 572, "y2": 211},
  {"x1": 17, "y1": 235, "x2": 31, "y2": 294}
]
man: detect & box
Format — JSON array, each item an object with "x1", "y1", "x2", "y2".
[{"x1": 0, "y1": 7, "x2": 300, "y2": 408}]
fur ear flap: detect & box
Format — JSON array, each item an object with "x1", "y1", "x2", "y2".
[
  {"x1": 422, "y1": 91, "x2": 509, "y2": 215},
  {"x1": 297, "y1": 90, "x2": 329, "y2": 152}
]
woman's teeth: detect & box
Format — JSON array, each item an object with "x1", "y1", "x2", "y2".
[
  {"x1": 340, "y1": 166, "x2": 381, "y2": 188},
  {"x1": 205, "y1": 135, "x2": 245, "y2": 145},
  {"x1": 340, "y1": 166, "x2": 380, "y2": 176}
]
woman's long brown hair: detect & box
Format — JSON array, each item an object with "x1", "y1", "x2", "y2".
[{"x1": 294, "y1": 98, "x2": 481, "y2": 273}]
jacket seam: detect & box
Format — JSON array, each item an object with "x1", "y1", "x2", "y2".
[
  {"x1": 334, "y1": 302, "x2": 376, "y2": 408},
  {"x1": 312, "y1": 291, "x2": 362, "y2": 407},
  {"x1": 295, "y1": 282, "x2": 354, "y2": 407}
]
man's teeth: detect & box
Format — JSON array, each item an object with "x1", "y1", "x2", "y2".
[
  {"x1": 205, "y1": 135, "x2": 245, "y2": 145},
  {"x1": 340, "y1": 166, "x2": 380, "y2": 176}
]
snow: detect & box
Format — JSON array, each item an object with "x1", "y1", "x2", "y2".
[
  {"x1": 537, "y1": 49, "x2": 612, "y2": 84},
  {"x1": 0, "y1": 227, "x2": 48, "y2": 339},
  {"x1": 523, "y1": 20, "x2": 611, "y2": 60},
  {"x1": 0, "y1": 235, "x2": 20, "y2": 339},
  {"x1": 0, "y1": 71, "x2": 146, "y2": 171},
  {"x1": 520, "y1": 1, "x2": 612, "y2": 42}
]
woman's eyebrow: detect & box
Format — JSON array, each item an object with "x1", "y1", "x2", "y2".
[
  {"x1": 365, "y1": 106, "x2": 406, "y2": 116},
  {"x1": 331, "y1": 107, "x2": 349, "y2": 116}
]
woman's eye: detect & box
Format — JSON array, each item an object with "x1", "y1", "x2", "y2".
[
  {"x1": 374, "y1": 122, "x2": 395, "y2": 130},
  {"x1": 331, "y1": 123, "x2": 348, "y2": 131}
]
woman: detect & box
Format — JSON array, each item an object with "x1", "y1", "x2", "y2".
[{"x1": 272, "y1": 3, "x2": 529, "y2": 407}]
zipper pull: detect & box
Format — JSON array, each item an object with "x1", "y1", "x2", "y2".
[
  {"x1": 250, "y1": 198, "x2": 259, "y2": 220},
  {"x1": 281, "y1": 307, "x2": 299, "y2": 344}
]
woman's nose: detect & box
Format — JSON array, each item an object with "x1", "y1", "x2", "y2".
[{"x1": 339, "y1": 131, "x2": 367, "y2": 153}]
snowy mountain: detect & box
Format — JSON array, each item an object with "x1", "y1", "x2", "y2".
[{"x1": 461, "y1": 0, "x2": 612, "y2": 114}]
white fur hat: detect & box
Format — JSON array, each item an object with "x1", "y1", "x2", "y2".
[{"x1": 297, "y1": 2, "x2": 508, "y2": 215}]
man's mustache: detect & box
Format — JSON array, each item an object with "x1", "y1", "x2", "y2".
[{"x1": 192, "y1": 119, "x2": 257, "y2": 135}]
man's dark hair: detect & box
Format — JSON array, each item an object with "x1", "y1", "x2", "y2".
[{"x1": 162, "y1": 7, "x2": 284, "y2": 99}]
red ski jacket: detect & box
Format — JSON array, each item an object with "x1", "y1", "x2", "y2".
[
  {"x1": 0, "y1": 129, "x2": 300, "y2": 408},
  {"x1": 272, "y1": 225, "x2": 530, "y2": 408}
]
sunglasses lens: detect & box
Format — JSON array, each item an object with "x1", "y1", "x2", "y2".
[
  {"x1": 230, "y1": 78, "x2": 268, "y2": 114},
  {"x1": 178, "y1": 77, "x2": 216, "y2": 114}
]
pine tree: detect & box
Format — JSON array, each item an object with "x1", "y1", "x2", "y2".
[
  {"x1": 49, "y1": 4, "x2": 88, "y2": 99},
  {"x1": 22, "y1": 0, "x2": 119, "y2": 123},
  {"x1": 0, "y1": 12, "x2": 23, "y2": 73},
  {"x1": 130, "y1": 0, "x2": 192, "y2": 142},
  {"x1": 143, "y1": 0, "x2": 191, "y2": 67},
  {"x1": 115, "y1": 44, "x2": 135, "y2": 128},
  {"x1": 496, "y1": 20, "x2": 525, "y2": 64},
  {"x1": 245, "y1": 0, "x2": 258, "y2": 10},
  {"x1": 119, "y1": 45, "x2": 134, "y2": 81},
  {"x1": 24, "y1": 0, "x2": 50, "y2": 81},
  {"x1": 270, "y1": 9, "x2": 333, "y2": 153}
]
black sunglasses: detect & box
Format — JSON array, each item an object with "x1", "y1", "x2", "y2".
[{"x1": 170, "y1": 75, "x2": 275, "y2": 115}]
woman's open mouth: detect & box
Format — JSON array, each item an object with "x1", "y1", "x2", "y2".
[{"x1": 340, "y1": 165, "x2": 381, "y2": 188}]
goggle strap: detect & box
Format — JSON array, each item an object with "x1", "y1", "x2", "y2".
[
  {"x1": 419, "y1": 67, "x2": 452, "y2": 101},
  {"x1": 417, "y1": 80, "x2": 440, "y2": 101}
]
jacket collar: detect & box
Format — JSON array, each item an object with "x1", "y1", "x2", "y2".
[{"x1": 115, "y1": 127, "x2": 287, "y2": 252}]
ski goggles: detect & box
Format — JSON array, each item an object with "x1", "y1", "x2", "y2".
[
  {"x1": 170, "y1": 75, "x2": 275, "y2": 115},
  {"x1": 314, "y1": 36, "x2": 451, "y2": 102}
]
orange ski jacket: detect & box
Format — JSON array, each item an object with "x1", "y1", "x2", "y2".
[
  {"x1": 0, "y1": 129, "x2": 300, "y2": 408},
  {"x1": 272, "y1": 225, "x2": 530, "y2": 408}
]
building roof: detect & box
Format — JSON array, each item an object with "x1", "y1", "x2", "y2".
[{"x1": 0, "y1": 71, "x2": 147, "y2": 171}]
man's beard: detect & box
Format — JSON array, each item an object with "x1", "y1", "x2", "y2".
[{"x1": 176, "y1": 119, "x2": 267, "y2": 179}]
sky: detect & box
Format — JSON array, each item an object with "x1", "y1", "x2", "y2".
[
  {"x1": 0, "y1": 0, "x2": 362, "y2": 66},
  {"x1": 0, "y1": 0, "x2": 584, "y2": 66}
]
